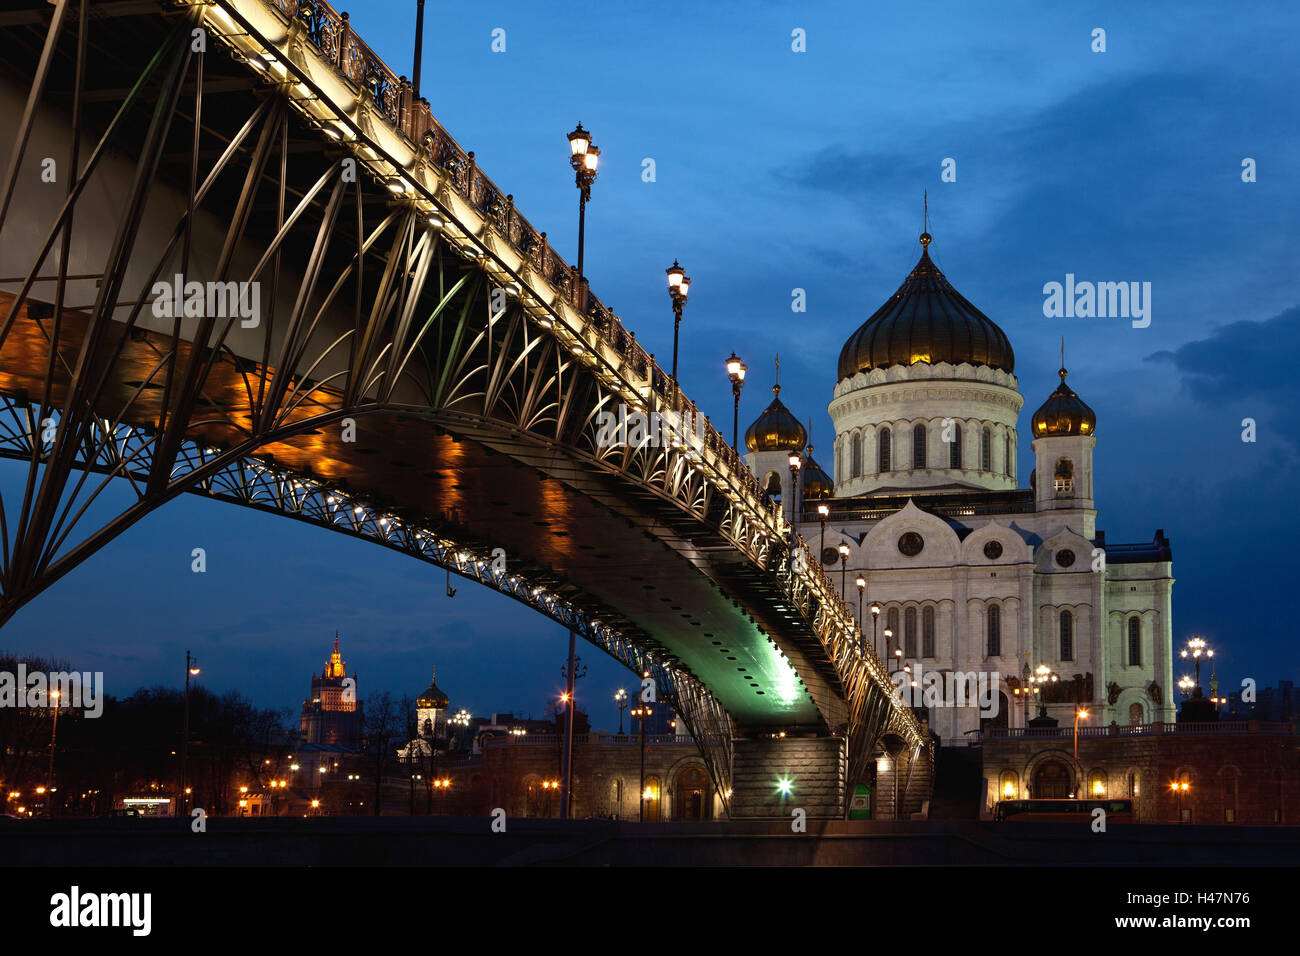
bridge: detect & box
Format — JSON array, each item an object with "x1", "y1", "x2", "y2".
[{"x1": 0, "y1": 0, "x2": 931, "y2": 818}]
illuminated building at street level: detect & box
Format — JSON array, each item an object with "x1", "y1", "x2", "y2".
[
  {"x1": 299, "y1": 635, "x2": 363, "y2": 749},
  {"x1": 746, "y1": 231, "x2": 1176, "y2": 745}
]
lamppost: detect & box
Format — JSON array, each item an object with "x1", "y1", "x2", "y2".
[
  {"x1": 614, "y1": 688, "x2": 628, "y2": 734},
  {"x1": 567, "y1": 123, "x2": 599, "y2": 310},
  {"x1": 837, "y1": 542, "x2": 850, "y2": 595},
  {"x1": 816, "y1": 503, "x2": 829, "y2": 564},
  {"x1": 559, "y1": 632, "x2": 587, "y2": 821},
  {"x1": 1072, "y1": 707, "x2": 1089, "y2": 796},
  {"x1": 451, "y1": 709, "x2": 471, "y2": 751},
  {"x1": 1170, "y1": 780, "x2": 1191, "y2": 822},
  {"x1": 666, "y1": 261, "x2": 691, "y2": 384},
  {"x1": 1179, "y1": 636, "x2": 1214, "y2": 694},
  {"x1": 46, "y1": 689, "x2": 60, "y2": 817},
  {"x1": 726, "y1": 352, "x2": 746, "y2": 450},
  {"x1": 869, "y1": 602, "x2": 882, "y2": 658},
  {"x1": 631, "y1": 703, "x2": 654, "y2": 822},
  {"x1": 180, "y1": 651, "x2": 200, "y2": 817},
  {"x1": 1014, "y1": 664, "x2": 1059, "y2": 725},
  {"x1": 787, "y1": 451, "x2": 802, "y2": 523},
  {"x1": 855, "y1": 574, "x2": 867, "y2": 640},
  {"x1": 882, "y1": 627, "x2": 895, "y2": 672}
]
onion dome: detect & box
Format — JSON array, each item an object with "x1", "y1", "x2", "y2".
[
  {"x1": 1031, "y1": 367, "x2": 1096, "y2": 437},
  {"x1": 801, "y1": 443, "x2": 833, "y2": 499},
  {"x1": 837, "y1": 232, "x2": 1015, "y2": 380},
  {"x1": 417, "y1": 667, "x2": 449, "y2": 708},
  {"x1": 745, "y1": 383, "x2": 807, "y2": 452}
]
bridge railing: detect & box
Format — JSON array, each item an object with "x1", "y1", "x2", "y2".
[
  {"x1": 240, "y1": 0, "x2": 910, "y2": 740},
  {"x1": 261, "y1": 0, "x2": 779, "y2": 532}
]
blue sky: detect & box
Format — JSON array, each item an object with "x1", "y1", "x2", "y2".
[{"x1": 2, "y1": 0, "x2": 1296, "y2": 726}]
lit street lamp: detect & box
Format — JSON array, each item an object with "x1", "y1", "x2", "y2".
[
  {"x1": 869, "y1": 602, "x2": 882, "y2": 658},
  {"x1": 1179, "y1": 636, "x2": 1214, "y2": 694},
  {"x1": 614, "y1": 688, "x2": 628, "y2": 734},
  {"x1": 631, "y1": 702, "x2": 654, "y2": 822},
  {"x1": 837, "y1": 542, "x2": 850, "y2": 595},
  {"x1": 787, "y1": 452, "x2": 802, "y2": 524},
  {"x1": 816, "y1": 503, "x2": 829, "y2": 564},
  {"x1": 1072, "y1": 707, "x2": 1089, "y2": 796},
  {"x1": 667, "y1": 261, "x2": 691, "y2": 384},
  {"x1": 855, "y1": 574, "x2": 866, "y2": 642},
  {"x1": 726, "y1": 352, "x2": 747, "y2": 450},
  {"x1": 567, "y1": 123, "x2": 599, "y2": 310},
  {"x1": 180, "y1": 651, "x2": 200, "y2": 817}
]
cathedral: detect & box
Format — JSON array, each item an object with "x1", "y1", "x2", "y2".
[{"x1": 744, "y1": 231, "x2": 1176, "y2": 746}]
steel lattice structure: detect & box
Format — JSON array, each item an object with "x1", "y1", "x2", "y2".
[{"x1": 0, "y1": 0, "x2": 928, "y2": 814}]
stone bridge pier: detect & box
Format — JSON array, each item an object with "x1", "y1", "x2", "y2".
[{"x1": 729, "y1": 735, "x2": 847, "y2": 819}]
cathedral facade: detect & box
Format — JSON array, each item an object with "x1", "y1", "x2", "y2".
[{"x1": 744, "y1": 232, "x2": 1175, "y2": 746}]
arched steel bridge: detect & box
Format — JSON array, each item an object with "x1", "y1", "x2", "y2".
[{"x1": 0, "y1": 0, "x2": 930, "y2": 817}]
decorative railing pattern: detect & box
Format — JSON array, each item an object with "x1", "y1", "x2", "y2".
[
  {"x1": 979, "y1": 720, "x2": 1296, "y2": 741},
  {"x1": 239, "y1": 0, "x2": 922, "y2": 753}
]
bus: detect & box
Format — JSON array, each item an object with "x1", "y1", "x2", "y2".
[{"x1": 994, "y1": 798, "x2": 1134, "y2": 823}]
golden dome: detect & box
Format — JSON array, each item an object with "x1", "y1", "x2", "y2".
[
  {"x1": 744, "y1": 384, "x2": 807, "y2": 453},
  {"x1": 1031, "y1": 367, "x2": 1096, "y2": 437},
  {"x1": 801, "y1": 444, "x2": 833, "y2": 499},
  {"x1": 837, "y1": 233, "x2": 1014, "y2": 380}
]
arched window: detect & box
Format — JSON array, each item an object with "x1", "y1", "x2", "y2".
[
  {"x1": 913, "y1": 424, "x2": 927, "y2": 469},
  {"x1": 1127, "y1": 770, "x2": 1140, "y2": 799},
  {"x1": 922, "y1": 606, "x2": 935, "y2": 657},
  {"x1": 886, "y1": 607, "x2": 899, "y2": 652},
  {"x1": 643, "y1": 775, "x2": 661, "y2": 822},
  {"x1": 610, "y1": 778, "x2": 624, "y2": 819},
  {"x1": 1059, "y1": 610, "x2": 1074, "y2": 661},
  {"x1": 981, "y1": 427, "x2": 992, "y2": 471},
  {"x1": 1088, "y1": 770, "x2": 1108, "y2": 798},
  {"x1": 851, "y1": 432, "x2": 862, "y2": 478},
  {"x1": 1127, "y1": 617, "x2": 1141, "y2": 665},
  {"x1": 998, "y1": 770, "x2": 1019, "y2": 801},
  {"x1": 1004, "y1": 434, "x2": 1012, "y2": 477},
  {"x1": 879, "y1": 428, "x2": 891, "y2": 472},
  {"x1": 904, "y1": 607, "x2": 917, "y2": 657},
  {"x1": 987, "y1": 604, "x2": 1001, "y2": 657},
  {"x1": 1054, "y1": 457, "x2": 1074, "y2": 495},
  {"x1": 949, "y1": 423, "x2": 962, "y2": 468},
  {"x1": 1129, "y1": 702, "x2": 1144, "y2": 725}
]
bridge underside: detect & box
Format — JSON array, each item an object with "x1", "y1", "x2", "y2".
[{"x1": 0, "y1": 0, "x2": 929, "y2": 818}]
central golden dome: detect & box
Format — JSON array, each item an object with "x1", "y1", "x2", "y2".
[{"x1": 837, "y1": 233, "x2": 1015, "y2": 380}]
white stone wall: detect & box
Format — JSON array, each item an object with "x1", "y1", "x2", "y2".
[{"x1": 829, "y1": 363, "x2": 1023, "y2": 496}]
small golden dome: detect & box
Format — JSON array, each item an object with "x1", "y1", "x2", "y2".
[
  {"x1": 1031, "y1": 367, "x2": 1096, "y2": 437},
  {"x1": 744, "y1": 384, "x2": 807, "y2": 453},
  {"x1": 801, "y1": 444, "x2": 833, "y2": 499}
]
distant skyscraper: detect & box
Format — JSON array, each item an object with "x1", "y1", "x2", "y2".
[{"x1": 299, "y1": 634, "x2": 363, "y2": 749}]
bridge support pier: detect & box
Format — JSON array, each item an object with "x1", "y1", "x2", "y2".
[{"x1": 729, "y1": 735, "x2": 845, "y2": 820}]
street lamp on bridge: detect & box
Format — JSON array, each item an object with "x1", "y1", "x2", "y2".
[
  {"x1": 666, "y1": 261, "x2": 691, "y2": 384},
  {"x1": 869, "y1": 602, "x2": 882, "y2": 659},
  {"x1": 837, "y1": 542, "x2": 850, "y2": 595},
  {"x1": 816, "y1": 502, "x2": 829, "y2": 564},
  {"x1": 855, "y1": 574, "x2": 866, "y2": 644},
  {"x1": 614, "y1": 687, "x2": 628, "y2": 734},
  {"x1": 787, "y1": 452, "x2": 802, "y2": 525},
  {"x1": 726, "y1": 352, "x2": 747, "y2": 450},
  {"x1": 567, "y1": 123, "x2": 599, "y2": 310}
]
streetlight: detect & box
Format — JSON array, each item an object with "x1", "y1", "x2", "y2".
[
  {"x1": 1170, "y1": 779, "x2": 1191, "y2": 822},
  {"x1": 726, "y1": 352, "x2": 746, "y2": 450},
  {"x1": 560, "y1": 631, "x2": 587, "y2": 820},
  {"x1": 837, "y1": 542, "x2": 850, "y2": 595},
  {"x1": 630, "y1": 703, "x2": 654, "y2": 822},
  {"x1": 883, "y1": 627, "x2": 895, "y2": 672},
  {"x1": 787, "y1": 451, "x2": 802, "y2": 524},
  {"x1": 567, "y1": 123, "x2": 599, "y2": 310},
  {"x1": 869, "y1": 602, "x2": 882, "y2": 658},
  {"x1": 614, "y1": 688, "x2": 628, "y2": 734},
  {"x1": 1072, "y1": 707, "x2": 1089, "y2": 796},
  {"x1": 180, "y1": 651, "x2": 200, "y2": 817},
  {"x1": 855, "y1": 574, "x2": 867, "y2": 640},
  {"x1": 667, "y1": 261, "x2": 691, "y2": 384},
  {"x1": 816, "y1": 503, "x2": 829, "y2": 564},
  {"x1": 1179, "y1": 636, "x2": 1214, "y2": 694}
]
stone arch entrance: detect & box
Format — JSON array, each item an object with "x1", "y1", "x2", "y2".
[
  {"x1": 1032, "y1": 759, "x2": 1072, "y2": 798},
  {"x1": 675, "y1": 766, "x2": 711, "y2": 821}
]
